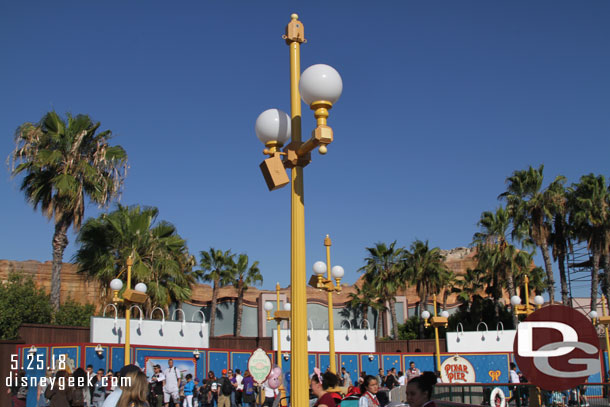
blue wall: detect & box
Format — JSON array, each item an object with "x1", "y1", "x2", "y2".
[{"x1": 18, "y1": 343, "x2": 516, "y2": 407}]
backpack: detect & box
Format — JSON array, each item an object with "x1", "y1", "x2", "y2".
[
  {"x1": 245, "y1": 380, "x2": 254, "y2": 396},
  {"x1": 221, "y1": 377, "x2": 233, "y2": 396},
  {"x1": 71, "y1": 387, "x2": 85, "y2": 406}
]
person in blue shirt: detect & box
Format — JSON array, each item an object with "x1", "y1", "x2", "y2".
[{"x1": 184, "y1": 374, "x2": 195, "y2": 407}]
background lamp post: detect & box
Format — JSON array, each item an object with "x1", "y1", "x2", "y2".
[
  {"x1": 110, "y1": 255, "x2": 148, "y2": 365},
  {"x1": 510, "y1": 275, "x2": 543, "y2": 407},
  {"x1": 592, "y1": 296, "x2": 610, "y2": 365},
  {"x1": 421, "y1": 294, "x2": 448, "y2": 372},
  {"x1": 308, "y1": 235, "x2": 343, "y2": 373},
  {"x1": 265, "y1": 283, "x2": 291, "y2": 406},
  {"x1": 254, "y1": 14, "x2": 343, "y2": 407},
  {"x1": 511, "y1": 275, "x2": 541, "y2": 316}
]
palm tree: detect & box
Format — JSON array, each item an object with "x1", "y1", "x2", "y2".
[
  {"x1": 347, "y1": 282, "x2": 386, "y2": 335},
  {"x1": 455, "y1": 268, "x2": 486, "y2": 309},
  {"x1": 74, "y1": 204, "x2": 195, "y2": 314},
  {"x1": 546, "y1": 179, "x2": 570, "y2": 305},
  {"x1": 8, "y1": 112, "x2": 127, "y2": 310},
  {"x1": 229, "y1": 254, "x2": 263, "y2": 337},
  {"x1": 568, "y1": 174, "x2": 610, "y2": 312},
  {"x1": 359, "y1": 242, "x2": 404, "y2": 339},
  {"x1": 472, "y1": 207, "x2": 525, "y2": 326},
  {"x1": 198, "y1": 248, "x2": 233, "y2": 337},
  {"x1": 499, "y1": 165, "x2": 564, "y2": 303},
  {"x1": 403, "y1": 239, "x2": 450, "y2": 338}
]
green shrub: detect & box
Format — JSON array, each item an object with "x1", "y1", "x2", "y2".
[
  {"x1": 55, "y1": 298, "x2": 96, "y2": 327},
  {"x1": 0, "y1": 272, "x2": 53, "y2": 340}
]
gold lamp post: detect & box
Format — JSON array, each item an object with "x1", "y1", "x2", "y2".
[
  {"x1": 265, "y1": 283, "x2": 291, "y2": 407},
  {"x1": 308, "y1": 235, "x2": 344, "y2": 373},
  {"x1": 510, "y1": 275, "x2": 544, "y2": 407},
  {"x1": 110, "y1": 255, "x2": 148, "y2": 365},
  {"x1": 254, "y1": 14, "x2": 343, "y2": 407},
  {"x1": 590, "y1": 296, "x2": 610, "y2": 370},
  {"x1": 421, "y1": 294, "x2": 448, "y2": 372},
  {"x1": 510, "y1": 275, "x2": 543, "y2": 316}
]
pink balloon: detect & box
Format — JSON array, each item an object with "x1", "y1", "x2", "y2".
[{"x1": 267, "y1": 366, "x2": 283, "y2": 389}]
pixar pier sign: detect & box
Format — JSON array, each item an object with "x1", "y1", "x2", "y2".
[{"x1": 514, "y1": 305, "x2": 600, "y2": 391}]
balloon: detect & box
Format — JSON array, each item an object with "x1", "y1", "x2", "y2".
[{"x1": 267, "y1": 366, "x2": 283, "y2": 389}]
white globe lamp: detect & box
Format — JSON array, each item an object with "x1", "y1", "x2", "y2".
[
  {"x1": 534, "y1": 295, "x2": 544, "y2": 306},
  {"x1": 440, "y1": 310, "x2": 449, "y2": 318},
  {"x1": 421, "y1": 310, "x2": 431, "y2": 320},
  {"x1": 255, "y1": 109, "x2": 291, "y2": 146},
  {"x1": 299, "y1": 64, "x2": 343, "y2": 106},
  {"x1": 284, "y1": 303, "x2": 291, "y2": 312},
  {"x1": 590, "y1": 311, "x2": 598, "y2": 320},
  {"x1": 134, "y1": 283, "x2": 147, "y2": 293},
  {"x1": 312, "y1": 261, "x2": 327, "y2": 276},
  {"x1": 110, "y1": 279, "x2": 123, "y2": 291},
  {"x1": 510, "y1": 296, "x2": 522, "y2": 306},
  {"x1": 264, "y1": 302, "x2": 274, "y2": 312},
  {"x1": 331, "y1": 265, "x2": 344, "y2": 279}
]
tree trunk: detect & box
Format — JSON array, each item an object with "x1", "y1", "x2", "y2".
[
  {"x1": 603, "y1": 253, "x2": 610, "y2": 313},
  {"x1": 506, "y1": 274, "x2": 518, "y2": 329},
  {"x1": 51, "y1": 220, "x2": 69, "y2": 312},
  {"x1": 558, "y1": 251, "x2": 569, "y2": 305},
  {"x1": 235, "y1": 282, "x2": 244, "y2": 337},
  {"x1": 362, "y1": 305, "x2": 369, "y2": 329},
  {"x1": 388, "y1": 297, "x2": 399, "y2": 339},
  {"x1": 375, "y1": 309, "x2": 381, "y2": 338},
  {"x1": 591, "y1": 250, "x2": 600, "y2": 313},
  {"x1": 210, "y1": 278, "x2": 219, "y2": 336},
  {"x1": 540, "y1": 241, "x2": 556, "y2": 303},
  {"x1": 381, "y1": 309, "x2": 388, "y2": 338},
  {"x1": 419, "y1": 290, "x2": 428, "y2": 339}
]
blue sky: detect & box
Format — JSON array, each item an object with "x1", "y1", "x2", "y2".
[{"x1": 1, "y1": 1, "x2": 609, "y2": 298}]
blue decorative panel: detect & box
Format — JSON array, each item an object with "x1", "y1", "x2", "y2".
[
  {"x1": 308, "y1": 354, "x2": 317, "y2": 374},
  {"x1": 319, "y1": 354, "x2": 338, "y2": 372},
  {"x1": 111, "y1": 346, "x2": 125, "y2": 372},
  {"x1": 403, "y1": 355, "x2": 435, "y2": 375},
  {"x1": 360, "y1": 354, "x2": 379, "y2": 376},
  {"x1": 339, "y1": 354, "x2": 359, "y2": 386},
  {"x1": 232, "y1": 352, "x2": 252, "y2": 373},
  {"x1": 382, "y1": 355, "x2": 400, "y2": 372},
  {"x1": 84, "y1": 345, "x2": 109, "y2": 373},
  {"x1": 209, "y1": 351, "x2": 229, "y2": 376},
  {"x1": 24, "y1": 347, "x2": 48, "y2": 407},
  {"x1": 50, "y1": 346, "x2": 80, "y2": 371}
]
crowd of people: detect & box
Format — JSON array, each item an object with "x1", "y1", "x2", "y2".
[
  {"x1": 311, "y1": 366, "x2": 438, "y2": 407},
  {"x1": 9, "y1": 360, "x2": 437, "y2": 407},
  {"x1": 506, "y1": 363, "x2": 590, "y2": 407}
]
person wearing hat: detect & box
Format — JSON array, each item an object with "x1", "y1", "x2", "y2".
[
  {"x1": 149, "y1": 364, "x2": 165, "y2": 407},
  {"x1": 101, "y1": 364, "x2": 141, "y2": 407},
  {"x1": 164, "y1": 359, "x2": 181, "y2": 407},
  {"x1": 217, "y1": 369, "x2": 232, "y2": 407}
]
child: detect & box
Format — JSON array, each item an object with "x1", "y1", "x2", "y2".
[{"x1": 184, "y1": 374, "x2": 195, "y2": 407}]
